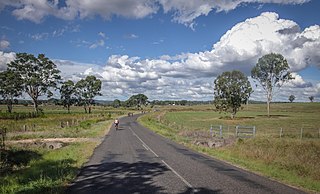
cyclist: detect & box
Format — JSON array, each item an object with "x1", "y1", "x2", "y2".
[{"x1": 114, "y1": 118, "x2": 119, "y2": 130}]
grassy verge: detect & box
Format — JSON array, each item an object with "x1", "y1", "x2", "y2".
[
  {"x1": 1, "y1": 118, "x2": 112, "y2": 194},
  {"x1": 139, "y1": 111, "x2": 320, "y2": 193}
]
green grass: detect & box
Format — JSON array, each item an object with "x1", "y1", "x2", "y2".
[
  {"x1": 139, "y1": 103, "x2": 320, "y2": 193},
  {"x1": 0, "y1": 105, "x2": 127, "y2": 194},
  {"x1": 162, "y1": 103, "x2": 320, "y2": 138},
  {"x1": 1, "y1": 142, "x2": 98, "y2": 194}
]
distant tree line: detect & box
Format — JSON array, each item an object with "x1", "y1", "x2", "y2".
[{"x1": 0, "y1": 53, "x2": 102, "y2": 114}]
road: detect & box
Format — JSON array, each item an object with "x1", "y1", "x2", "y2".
[{"x1": 68, "y1": 114, "x2": 306, "y2": 194}]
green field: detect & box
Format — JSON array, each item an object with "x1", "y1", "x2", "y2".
[
  {"x1": 139, "y1": 103, "x2": 320, "y2": 193},
  {"x1": 0, "y1": 105, "x2": 128, "y2": 194}
]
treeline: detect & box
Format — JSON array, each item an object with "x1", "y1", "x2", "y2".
[{"x1": 0, "y1": 53, "x2": 102, "y2": 114}]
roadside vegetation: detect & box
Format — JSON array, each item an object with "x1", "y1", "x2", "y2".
[
  {"x1": 0, "y1": 105, "x2": 127, "y2": 194},
  {"x1": 139, "y1": 103, "x2": 320, "y2": 193}
]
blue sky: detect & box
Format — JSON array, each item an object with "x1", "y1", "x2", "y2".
[{"x1": 0, "y1": 0, "x2": 320, "y2": 102}]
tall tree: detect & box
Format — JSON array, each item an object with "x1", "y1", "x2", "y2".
[
  {"x1": 213, "y1": 70, "x2": 252, "y2": 119},
  {"x1": 251, "y1": 53, "x2": 293, "y2": 117},
  {"x1": 112, "y1": 99, "x2": 121, "y2": 108},
  {"x1": 75, "y1": 75, "x2": 102, "y2": 113},
  {"x1": 7, "y1": 53, "x2": 61, "y2": 113},
  {"x1": 309, "y1": 96, "x2": 314, "y2": 102},
  {"x1": 289, "y1": 95, "x2": 295, "y2": 103},
  {"x1": 60, "y1": 80, "x2": 76, "y2": 113},
  {"x1": 125, "y1": 94, "x2": 148, "y2": 109},
  {"x1": 0, "y1": 70, "x2": 23, "y2": 113}
]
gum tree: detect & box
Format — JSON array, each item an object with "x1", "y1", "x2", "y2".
[
  {"x1": 213, "y1": 70, "x2": 252, "y2": 119},
  {"x1": 75, "y1": 75, "x2": 102, "y2": 114},
  {"x1": 60, "y1": 80, "x2": 76, "y2": 113},
  {"x1": 251, "y1": 53, "x2": 293, "y2": 117},
  {"x1": 7, "y1": 53, "x2": 61, "y2": 113},
  {"x1": 289, "y1": 95, "x2": 295, "y2": 103},
  {"x1": 0, "y1": 69, "x2": 23, "y2": 113}
]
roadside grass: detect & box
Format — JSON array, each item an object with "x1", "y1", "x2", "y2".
[
  {"x1": 1, "y1": 141, "x2": 98, "y2": 194},
  {"x1": 139, "y1": 103, "x2": 320, "y2": 193},
  {"x1": 0, "y1": 105, "x2": 127, "y2": 194}
]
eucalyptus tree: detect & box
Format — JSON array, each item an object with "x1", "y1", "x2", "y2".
[
  {"x1": 7, "y1": 53, "x2": 61, "y2": 113},
  {"x1": 213, "y1": 70, "x2": 252, "y2": 119},
  {"x1": 0, "y1": 69, "x2": 23, "y2": 113},
  {"x1": 309, "y1": 96, "x2": 314, "y2": 102},
  {"x1": 75, "y1": 75, "x2": 102, "y2": 113},
  {"x1": 60, "y1": 80, "x2": 76, "y2": 113},
  {"x1": 251, "y1": 53, "x2": 293, "y2": 117},
  {"x1": 289, "y1": 95, "x2": 295, "y2": 103}
]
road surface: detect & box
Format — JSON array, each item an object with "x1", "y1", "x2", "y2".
[{"x1": 68, "y1": 114, "x2": 305, "y2": 194}]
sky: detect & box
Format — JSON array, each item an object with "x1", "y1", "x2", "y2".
[{"x1": 0, "y1": 0, "x2": 320, "y2": 102}]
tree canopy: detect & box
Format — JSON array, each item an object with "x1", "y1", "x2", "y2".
[
  {"x1": 251, "y1": 53, "x2": 293, "y2": 117},
  {"x1": 213, "y1": 70, "x2": 252, "y2": 119},
  {"x1": 7, "y1": 53, "x2": 61, "y2": 113},
  {"x1": 60, "y1": 80, "x2": 76, "y2": 113},
  {"x1": 289, "y1": 95, "x2": 295, "y2": 103},
  {"x1": 125, "y1": 94, "x2": 148, "y2": 109},
  {"x1": 0, "y1": 69, "x2": 23, "y2": 113},
  {"x1": 75, "y1": 75, "x2": 102, "y2": 113}
]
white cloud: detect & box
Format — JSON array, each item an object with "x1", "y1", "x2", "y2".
[
  {"x1": 89, "y1": 39, "x2": 105, "y2": 49},
  {"x1": 0, "y1": 40, "x2": 10, "y2": 50},
  {"x1": 124, "y1": 34, "x2": 139, "y2": 39},
  {"x1": 0, "y1": 51, "x2": 15, "y2": 71},
  {"x1": 0, "y1": 0, "x2": 310, "y2": 27}
]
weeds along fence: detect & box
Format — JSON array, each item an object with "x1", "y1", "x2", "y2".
[
  {"x1": 0, "y1": 112, "x2": 119, "y2": 133},
  {"x1": 158, "y1": 116, "x2": 320, "y2": 140}
]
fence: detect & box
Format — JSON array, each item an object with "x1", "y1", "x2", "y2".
[
  {"x1": 207, "y1": 125, "x2": 320, "y2": 139},
  {"x1": 210, "y1": 125, "x2": 223, "y2": 138},
  {"x1": 236, "y1": 125, "x2": 256, "y2": 138}
]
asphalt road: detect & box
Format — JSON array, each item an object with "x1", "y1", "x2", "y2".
[{"x1": 68, "y1": 114, "x2": 306, "y2": 194}]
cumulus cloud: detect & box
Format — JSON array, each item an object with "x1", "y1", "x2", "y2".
[
  {"x1": 0, "y1": 51, "x2": 15, "y2": 71},
  {"x1": 0, "y1": 40, "x2": 10, "y2": 50},
  {"x1": 1, "y1": 11, "x2": 319, "y2": 101},
  {"x1": 0, "y1": 0, "x2": 310, "y2": 27},
  {"x1": 91, "y1": 12, "x2": 319, "y2": 100}
]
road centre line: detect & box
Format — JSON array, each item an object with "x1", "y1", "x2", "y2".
[
  {"x1": 129, "y1": 127, "x2": 194, "y2": 191},
  {"x1": 161, "y1": 160, "x2": 194, "y2": 190},
  {"x1": 129, "y1": 127, "x2": 159, "y2": 157}
]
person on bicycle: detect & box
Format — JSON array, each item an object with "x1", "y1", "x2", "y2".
[{"x1": 114, "y1": 118, "x2": 119, "y2": 129}]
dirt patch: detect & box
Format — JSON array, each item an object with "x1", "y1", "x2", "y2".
[{"x1": 179, "y1": 130, "x2": 236, "y2": 148}]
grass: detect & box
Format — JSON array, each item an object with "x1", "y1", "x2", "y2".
[
  {"x1": 0, "y1": 105, "x2": 128, "y2": 194},
  {"x1": 139, "y1": 103, "x2": 320, "y2": 193}
]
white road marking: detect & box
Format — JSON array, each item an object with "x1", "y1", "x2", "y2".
[
  {"x1": 161, "y1": 160, "x2": 194, "y2": 190},
  {"x1": 130, "y1": 127, "x2": 159, "y2": 157},
  {"x1": 129, "y1": 126, "x2": 195, "y2": 191}
]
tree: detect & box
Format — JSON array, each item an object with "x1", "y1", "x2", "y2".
[
  {"x1": 309, "y1": 96, "x2": 314, "y2": 102},
  {"x1": 60, "y1": 80, "x2": 76, "y2": 113},
  {"x1": 125, "y1": 94, "x2": 148, "y2": 109},
  {"x1": 75, "y1": 75, "x2": 102, "y2": 113},
  {"x1": 289, "y1": 95, "x2": 295, "y2": 103},
  {"x1": 213, "y1": 70, "x2": 252, "y2": 119},
  {"x1": 7, "y1": 53, "x2": 61, "y2": 113},
  {"x1": 0, "y1": 70, "x2": 23, "y2": 113},
  {"x1": 251, "y1": 53, "x2": 293, "y2": 117},
  {"x1": 112, "y1": 99, "x2": 121, "y2": 108}
]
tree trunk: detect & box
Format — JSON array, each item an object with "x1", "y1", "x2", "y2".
[
  {"x1": 267, "y1": 90, "x2": 272, "y2": 117},
  {"x1": 84, "y1": 105, "x2": 87, "y2": 114},
  {"x1": 33, "y1": 99, "x2": 39, "y2": 113},
  {"x1": 88, "y1": 106, "x2": 91, "y2": 114},
  {"x1": 67, "y1": 105, "x2": 70, "y2": 113},
  {"x1": 7, "y1": 100, "x2": 13, "y2": 113}
]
